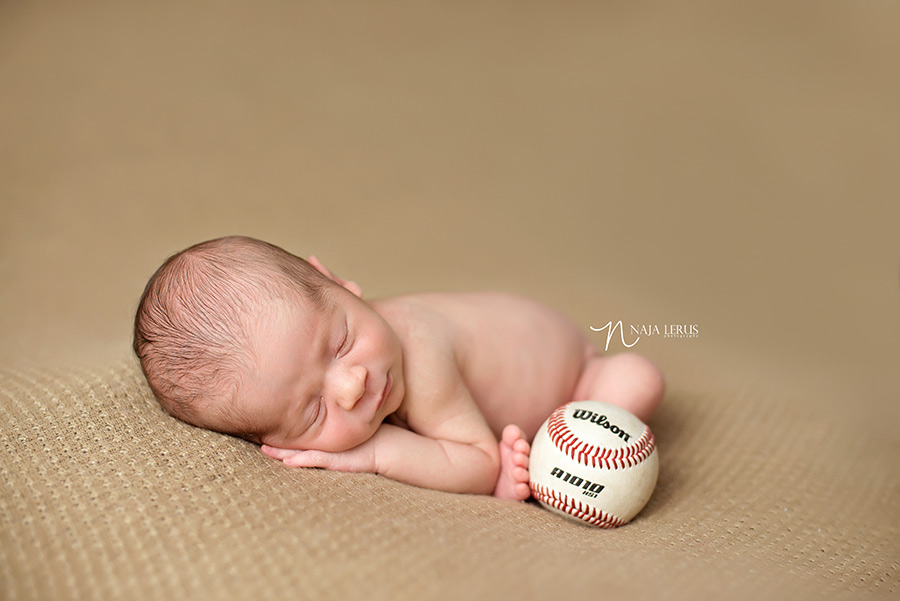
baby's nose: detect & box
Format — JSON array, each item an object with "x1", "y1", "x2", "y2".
[{"x1": 333, "y1": 364, "x2": 368, "y2": 411}]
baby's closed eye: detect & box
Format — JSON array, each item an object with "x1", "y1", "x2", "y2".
[
  {"x1": 331, "y1": 317, "x2": 351, "y2": 358},
  {"x1": 337, "y1": 328, "x2": 351, "y2": 357},
  {"x1": 304, "y1": 396, "x2": 324, "y2": 429}
]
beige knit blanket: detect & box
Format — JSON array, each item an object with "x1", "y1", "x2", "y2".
[{"x1": 2, "y1": 1, "x2": 898, "y2": 598}]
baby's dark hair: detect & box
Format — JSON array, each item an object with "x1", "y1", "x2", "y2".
[{"x1": 133, "y1": 236, "x2": 327, "y2": 439}]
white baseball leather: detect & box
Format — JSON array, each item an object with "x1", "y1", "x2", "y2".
[{"x1": 529, "y1": 400, "x2": 659, "y2": 528}]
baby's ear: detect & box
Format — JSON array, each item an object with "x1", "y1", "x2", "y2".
[{"x1": 307, "y1": 255, "x2": 363, "y2": 298}]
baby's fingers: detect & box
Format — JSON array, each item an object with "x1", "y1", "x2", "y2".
[
  {"x1": 282, "y1": 450, "x2": 334, "y2": 469},
  {"x1": 281, "y1": 448, "x2": 375, "y2": 473},
  {"x1": 260, "y1": 444, "x2": 303, "y2": 460},
  {"x1": 260, "y1": 445, "x2": 336, "y2": 469}
]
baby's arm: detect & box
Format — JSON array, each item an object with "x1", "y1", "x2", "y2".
[
  {"x1": 263, "y1": 350, "x2": 503, "y2": 495},
  {"x1": 263, "y1": 308, "x2": 507, "y2": 495},
  {"x1": 263, "y1": 421, "x2": 500, "y2": 495}
]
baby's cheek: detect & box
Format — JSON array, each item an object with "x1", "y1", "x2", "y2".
[{"x1": 325, "y1": 423, "x2": 378, "y2": 453}]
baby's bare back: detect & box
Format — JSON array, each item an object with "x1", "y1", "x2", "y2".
[{"x1": 381, "y1": 292, "x2": 593, "y2": 440}]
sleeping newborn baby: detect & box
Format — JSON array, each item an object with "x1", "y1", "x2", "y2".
[{"x1": 134, "y1": 236, "x2": 664, "y2": 500}]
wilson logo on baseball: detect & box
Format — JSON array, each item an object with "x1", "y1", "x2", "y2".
[
  {"x1": 572, "y1": 409, "x2": 632, "y2": 442},
  {"x1": 529, "y1": 400, "x2": 659, "y2": 528}
]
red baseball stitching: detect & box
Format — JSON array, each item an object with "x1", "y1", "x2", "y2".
[
  {"x1": 530, "y1": 482, "x2": 625, "y2": 528},
  {"x1": 546, "y1": 403, "x2": 656, "y2": 470}
]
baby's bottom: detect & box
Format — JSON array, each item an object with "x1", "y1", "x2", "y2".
[{"x1": 493, "y1": 352, "x2": 665, "y2": 501}]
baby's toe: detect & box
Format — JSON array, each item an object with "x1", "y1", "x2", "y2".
[
  {"x1": 513, "y1": 450, "x2": 529, "y2": 469},
  {"x1": 501, "y1": 424, "x2": 525, "y2": 446},
  {"x1": 512, "y1": 438, "x2": 530, "y2": 454},
  {"x1": 513, "y1": 466, "x2": 529, "y2": 483},
  {"x1": 514, "y1": 482, "x2": 532, "y2": 501}
]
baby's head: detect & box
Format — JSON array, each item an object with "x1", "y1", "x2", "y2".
[{"x1": 133, "y1": 236, "x2": 328, "y2": 442}]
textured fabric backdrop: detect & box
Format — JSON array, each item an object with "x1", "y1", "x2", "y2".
[{"x1": 1, "y1": 1, "x2": 898, "y2": 599}]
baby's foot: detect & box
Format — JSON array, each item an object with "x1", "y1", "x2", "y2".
[{"x1": 493, "y1": 425, "x2": 531, "y2": 501}]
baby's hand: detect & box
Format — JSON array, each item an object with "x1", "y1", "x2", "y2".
[{"x1": 260, "y1": 440, "x2": 378, "y2": 474}]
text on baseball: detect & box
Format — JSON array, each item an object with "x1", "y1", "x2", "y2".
[
  {"x1": 550, "y1": 466, "x2": 605, "y2": 498},
  {"x1": 572, "y1": 409, "x2": 632, "y2": 442}
]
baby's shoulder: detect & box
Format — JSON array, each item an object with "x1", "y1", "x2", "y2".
[
  {"x1": 372, "y1": 291, "x2": 532, "y2": 336},
  {"x1": 376, "y1": 291, "x2": 563, "y2": 330},
  {"x1": 370, "y1": 293, "x2": 461, "y2": 349}
]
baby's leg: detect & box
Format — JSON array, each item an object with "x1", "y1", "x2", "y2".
[
  {"x1": 493, "y1": 352, "x2": 663, "y2": 501},
  {"x1": 571, "y1": 351, "x2": 665, "y2": 422}
]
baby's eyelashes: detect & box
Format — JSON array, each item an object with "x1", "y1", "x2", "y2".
[
  {"x1": 313, "y1": 396, "x2": 325, "y2": 423},
  {"x1": 299, "y1": 396, "x2": 323, "y2": 432},
  {"x1": 336, "y1": 325, "x2": 351, "y2": 358}
]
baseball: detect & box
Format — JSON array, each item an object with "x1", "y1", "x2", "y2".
[{"x1": 529, "y1": 400, "x2": 658, "y2": 528}]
